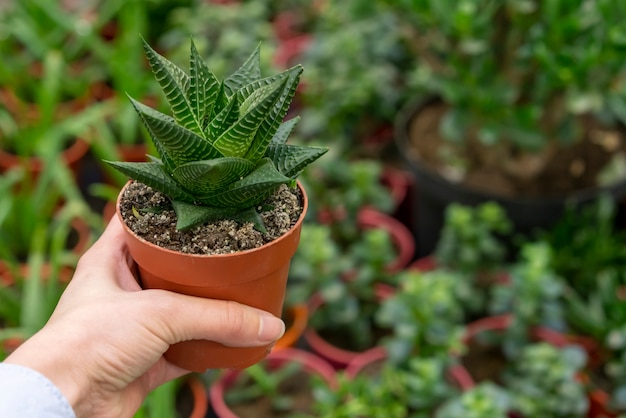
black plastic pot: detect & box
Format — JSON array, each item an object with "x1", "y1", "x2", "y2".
[{"x1": 394, "y1": 97, "x2": 626, "y2": 258}]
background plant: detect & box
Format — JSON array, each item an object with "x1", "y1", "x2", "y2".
[
  {"x1": 288, "y1": 223, "x2": 397, "y2": 351},
  {"x1": 565, "y1": 270, "x2": 626, "y2": 411},
  {"x1": 381, "y1": 0, "x2": 626, "y2": 192},
  {"x1": 377, "y1": 269, "x2": 466, "y2": 364},
  {"x1": 489, "y1": 242, "x2": 567, "y2": 357},
  {"x1": 503, "y1": 342, "x2": 588, "y2": 418},
  {"x1": 434, "y1": 382, "x2": 511, "y2": 418},
  {"x1": 296, "y1": 0, "x2": 410, "y2": 157},
  {"x1": 223, "y1": 360, "x2": 307, "y2": 415},
  {"x1": 306, "y1": 356, "x2": 458, "y2": 418}
]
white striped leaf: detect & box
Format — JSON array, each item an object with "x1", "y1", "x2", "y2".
[
  {"x1": 172, "y1": 202, "x2": 265, "y2": 233},
  {"x1": 244, "y1": 66, "x2": 303, "y2": 163},
  {"x1": 212, "y1": 78, "x2": 286, "y2": 157},
  {"x1": 265, "y1": 143, "x2": 328, "y2": 178},
  {"x1": 105, "y1": 161, "x2": 195, "y2": 203},
  {"x1": 143, "y1": 39, "x2": 203, "y2": 135},
  {"x1": 172, "y1": 157, "x2": 255, "y2": 195},
  {"x1": 206, "y1": 94, "x2": 239, "y2": 143},
  {"x1": 189, "y1": 40, "x2": 220, "y2": 133},
  {"x1": 224, "y1": 44, "x2": 261, "y2": 94},
  {"x1": 130, "y1": 98, "x2": 222, "y2": 165},
  {"x1": 270, "y1": 117, "x2": 300, "y2": 146},
  {"x1": 198, "y1": 158, "x2": 291, "y2": 208}
]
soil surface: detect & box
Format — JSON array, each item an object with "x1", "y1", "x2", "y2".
[
  {"x1": 407, "y1": 101, "x2": 626, "y2": 198},
  {"x1": 119, "y1": 181, "x2": 303, "y2": 255}
]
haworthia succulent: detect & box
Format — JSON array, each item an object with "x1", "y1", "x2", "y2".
[{"x1": 105, "y1": 38, "x2": 327, "y2": 230}]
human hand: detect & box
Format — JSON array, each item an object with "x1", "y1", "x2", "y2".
[{"x1": 4, "y1": 216, "x2": 285, "y2": 417}]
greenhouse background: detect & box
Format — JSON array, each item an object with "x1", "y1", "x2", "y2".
[{"x1": 1, "y1": 0, "x2": 626, "y2": 417}]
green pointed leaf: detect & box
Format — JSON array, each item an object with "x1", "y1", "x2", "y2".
[
  {"x1": 172, "y1": 157, "x2": 255, "y2": 195},
  {"x1": 224, "y1": 43, "x2": 262, "y2": 93},
  {"x1": 143, "y1": 38, "x2": 203, "y2": 135},
  {"x1": 265, "y1": 144, "x2": 328, "y2": 178},
  {"x1": 270, "y1": 117, "x2": 300, "y2": 146},
  {"x1": 189, "y1": 40, "x2": 220, "y2": 130},
  {"x1": 198, "y1": 158, "x2": 291, "y2": 208},
  {"x1": 244, "y1": 66, "x2": 303, "y2": 163},
  {"x1": 231, "y1": 207, "x2": 267, "y2": 234},
  {"x1": 206, "y1": 94, "x2": 239, "y2": 142},
  {"x1": 171, "y1": 200, "x2": 240, "y2": 231},
  {"x1": 105, "y1": 161, "x2": 195, "y2": 203},
  {"x1": 130, "y1": 97, "x2": 222, "y2": 166},
  {"x1": 210, "y1": 83, "x2": 229, "y2": 122},
  {"x1": 172, "y1": 202, "x2": 266, "y2": 233},
  {"x1": 213, "y1": 78, "x2": 287, "y2": 157}
]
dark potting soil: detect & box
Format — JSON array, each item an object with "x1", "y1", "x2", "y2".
[
  {"x1": 461, "y1": 340, "x2": 508, "y2": 385},
  {"x1": 119, "y1": 181, "x2": 303, "y2": 255},
  {"x1": 408, "y1": 102, "x2": 626, "y2": 198}
]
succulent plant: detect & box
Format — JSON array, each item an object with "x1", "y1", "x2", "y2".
[{"x1": 106, "y1": 38, "x2": 327, "y2": 231}]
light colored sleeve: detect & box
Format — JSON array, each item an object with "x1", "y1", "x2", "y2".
[{"x1": 0, "y1": 363, "x2": 76, "y2": 418}]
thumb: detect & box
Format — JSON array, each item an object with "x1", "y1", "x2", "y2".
[{"x1": 144, "y1": 290, "x2": 286, "y2": 347}]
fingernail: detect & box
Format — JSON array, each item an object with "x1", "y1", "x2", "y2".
[{"x1": 258, "y1": 315, "x2": 285, "y2": 343}]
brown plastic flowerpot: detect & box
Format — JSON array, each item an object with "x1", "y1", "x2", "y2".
[
  {"x1": 273, "y1": 303, "x2": 309, "y2": 351},
  {"x1": 303, "y1": 284, "x2": 395, "y2": 369},
  {"x1": 116, "y1": 181, "x2": 308, "y2": 372},
  {"x1": 179, "y1": 376, "x2": 208, "y2": 418},
  {"x1": 209, "y1": 348, "x2": 336, "y2": 418}
]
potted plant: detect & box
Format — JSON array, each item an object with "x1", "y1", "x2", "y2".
[
  {"x1": 427, "y1": 201, "x2": 513, "y2": 319},
  {"x1": 386, "y1": 0, "x2": 626, "y2": 256},
  {"x1": 300, "y1": 155, "x2": 416, "y2": 268},
  {"x1": 448, "y1": 344, "x2": 589, "y2": 418},
  {"x1": 376, "y1": 269, "x2": 467, "y2": 363},
  {"x1": 503, "y1": 342, "x2": 589, "y2": 418},
  {"x1": 434, "y1": 382, "x2": 512, "y2": 418},
  {"x1": 375, "y1": 268, "x2": 473, "y2": 391},
  {"x1": 565, "y1": 271, "x2": 626, "y2": 416},
  {"x1": 488, "y1": 242, "x2": 568, "y2": 358},
  {"x1": 294, "y1": 0, "x2": 410, "y2": 158},
  {"x1": 209, "y1": 348, "x2": 336, "y2": 418},
  {"x1": 287, "y1": 223, "x2": 399, "y2": 367},
  {"x1": 105, "y1": 38, "x2": 327, "y2": 371},
  {"x1": 319, "y1": 348, "x2": 472, "y2": 417}
]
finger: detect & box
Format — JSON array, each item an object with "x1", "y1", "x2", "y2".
[
  {"x1": 145, "y1": 292, "x2": 285, "y2": 347},
  {"x1": 89, "y1": 215, "x2": 127, "y2": 259},
  {"x1": 68, "y1": 216, "x2": 133, "y2": 290}
]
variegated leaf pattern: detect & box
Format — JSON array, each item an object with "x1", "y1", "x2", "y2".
[
  {"x1": 270, "y1": 117, "x2": 300, "y2": 146},
  {"x1": 143, "y1": 39, "x2": 203, "y2": 135},
  {"x1": 197, "y1": 158, "x2": 291, "y2": 208},
  {"x1": 172, "y1": 157, "x2": 255, "y2": 195},
  {"x1": 206, "y1": 94, "x2": 239, "y2": 143},
  {"x1": 105, "y1": 161, "x2": 195, "y2": 203},
  {"x1": 171, "y1": 200, "x2": 240, "y2": 231},
  {"x1": 212, "y1": 78, "x2": 286, "y2": 157},
  {"x1": 265, "y1": 143, "x2": 329, "y2": 178},
  {"x1": 224, "y1": 44, "x2": 262, "y2": 94},
  {"x1": 189, "y1": 40, "x2": 220, "y2": 133},
  {"x1": 107, "y1": 40, "x2": 328, "y2": 231},
  {"x1": 130, "y1": 98, "x2": 222, "y2": 165},
  {"x1": 244, "y1": 66, "x2": 302, "y2": 163}
]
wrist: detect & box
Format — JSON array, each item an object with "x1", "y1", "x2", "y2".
[{"x1": 5, "y1": 328, "x2": 88, "y2": 415}]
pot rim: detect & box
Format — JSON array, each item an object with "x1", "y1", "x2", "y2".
[
  {"x1": 394, "y1": 96, "x2": 626, "y2": 207},
  {"x1": 116, "y1": 180, "x2": 308, "y2": 259}
]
